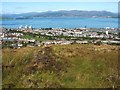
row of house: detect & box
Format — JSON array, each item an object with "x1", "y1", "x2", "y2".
[
  {"x1": 31, "y1": 28, "x2": 118, "y2": 39},
  {"x1": 1, "y1": 27, "x2": 120, "y2": 48},
  {"x1": 2, "y1": 33, "x2": 24, "y2": 37}
]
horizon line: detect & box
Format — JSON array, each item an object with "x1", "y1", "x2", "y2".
[{"x1": 2, "y1": 10, "x2": 118, "y2": 14}]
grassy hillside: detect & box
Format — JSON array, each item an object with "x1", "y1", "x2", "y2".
[{"x1": 2, "y1": 44, "x2": 119, "y2": 88}]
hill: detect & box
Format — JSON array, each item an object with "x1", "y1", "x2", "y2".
[
  {"x1": 2, "y1": 44, "x2": 119, "y2": 88},
  {"x1": 2, "y1": 10, "x2": 117, "y2": 19}
]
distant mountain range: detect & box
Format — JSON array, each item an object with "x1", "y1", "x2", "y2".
[{"x1": 2, "y1": 10, "x2": 118, "y2": 19}]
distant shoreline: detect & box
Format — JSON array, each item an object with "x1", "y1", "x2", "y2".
[
  {"x1": 1, "y1": 17, "x2": 119, "y2": 20},
  {"x1": 1, "y1": 27, "x2": 119, "y2": 29}
]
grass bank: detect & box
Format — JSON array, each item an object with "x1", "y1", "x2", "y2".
[{"x1": 2, "y1": 44, "x2": 119, "y2": 88}]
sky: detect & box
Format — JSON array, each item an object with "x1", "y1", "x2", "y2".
[
  {"x1": 1, "y1": 0, "x2": 120, "y2": 2},
  {"x1": 1, "y1": 2, "x2": 118, "y2": 14}
]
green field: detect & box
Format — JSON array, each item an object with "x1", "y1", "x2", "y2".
[
  {"x1": 21, "y1": 35, "x2": 48, "y2": 41},
  {"x1": 2, "y1": 44, "x2": 119, "y2": 88}
]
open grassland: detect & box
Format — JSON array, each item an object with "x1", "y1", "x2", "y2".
[
  {"x1": 21, "y1": 35, "x2": 48, "y2": 41},
  {"x1": 2, "y1": 44, "x2": 120, "y2": 88}
]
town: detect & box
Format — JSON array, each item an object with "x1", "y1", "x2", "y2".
[{"x1": 1, "y1": 25, "x2": 120, "y2": 48}]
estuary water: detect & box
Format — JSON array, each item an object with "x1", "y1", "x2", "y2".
[{"x1": 1, "y1": 17, "x2": 118, "y2": 28}]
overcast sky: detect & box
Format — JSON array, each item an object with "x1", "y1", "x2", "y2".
[{"x1": 1, "y1": 1, "x2": 119, "y2": 14}]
